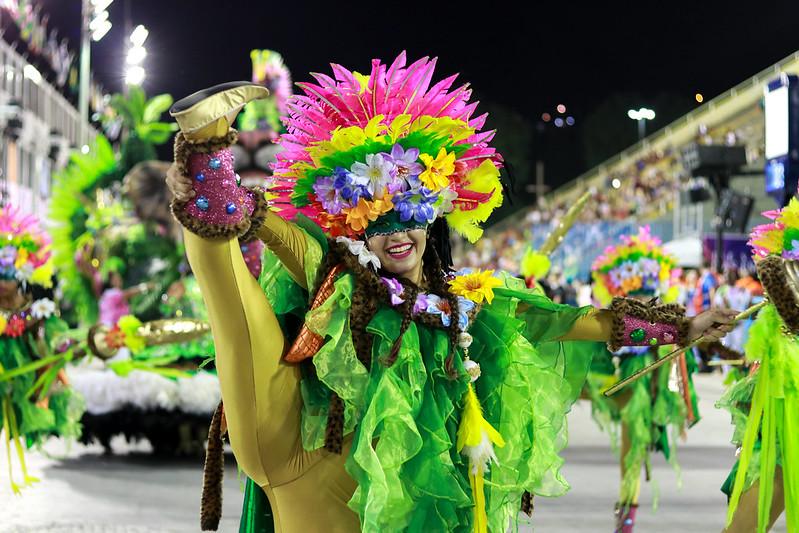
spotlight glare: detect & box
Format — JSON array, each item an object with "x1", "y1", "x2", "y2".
[
  {"x1": 542, "y1": 112, "x2": 551, "y2": 122},
  {"x1": 81, "y1": 144, "x2": 90, "y2": 154},
  {"x1": 125, "y1": 65, "x2": 146, "y2": 86},
  {"x1": 695, "y1": 92, "x2": 704, "y2": 103},
  {"x1": 554, "y1": 117, "x2": 564, "y2": 127},
  {"x1": 611, "y1": 178, "x2": 621, "y2": 189},
  {"x1": 129, "y1": 25, "x2": 149, "y2": 46},
  {"x1": 565, "y1": 116, "x2": 575, "y2": 126},
  {"x1": 556, "y1": 104, "x2": 566, "y2": 114},
  {"x1": 126, "y1": 46, "x2": 147, "y2": 65}
]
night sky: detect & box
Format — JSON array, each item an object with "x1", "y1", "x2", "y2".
[{"x1": 36, "y1": 0, "x2": 799, "y2": 188}]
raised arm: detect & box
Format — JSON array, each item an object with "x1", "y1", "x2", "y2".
[{"x1": 256, "y1": 211, "x2": 311, "y2": 289}]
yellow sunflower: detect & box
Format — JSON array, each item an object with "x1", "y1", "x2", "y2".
[{"x1": 449, "y1": 269, "x2": 503, "y2": 304}]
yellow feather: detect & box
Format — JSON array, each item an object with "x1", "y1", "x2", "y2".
[
  {"x1": 447, "y1": 160, "x2": 504, "y2": 243},
  {"x1": 521, "y1": 248, "x2": 551, "y2": 279}
]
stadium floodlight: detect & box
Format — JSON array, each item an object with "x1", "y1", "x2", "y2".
[
  {"x1": 627, "y1": 107, "x2": 656, "y2": 139},
  {"x1": 89, "y1": 0, "x2": 114, "y2": 41},
  {"x1": 130, "y1": 25, "x2": 149, "y2": 47},
  {"x1": 125, "y1": 65, "x2": 146, "y2": 86}
]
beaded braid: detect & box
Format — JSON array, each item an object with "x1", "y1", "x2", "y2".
[
  {"x1": 383, "y1": 283, "x2": 420, "y2": 367},
  {"x1": 422, "y1": 236, "x2": 462, "y2": 379}
]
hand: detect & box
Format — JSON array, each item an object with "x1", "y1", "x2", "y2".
[
  {"x1": 687, "y1": 307, "x2": 738, "y2": 342},
  {"x1": 166, "y1": 163, "x2": 194, "y2": 202}
]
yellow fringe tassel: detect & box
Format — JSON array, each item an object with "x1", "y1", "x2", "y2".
[{"x1": 457, "y1": 383, "x2": 505, "y2": 533}]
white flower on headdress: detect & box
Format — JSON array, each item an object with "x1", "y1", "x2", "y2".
[
  {"x1": 14, "y1": 263, "x2": 33, "y2": 283},
  {"x1": 436, "y1": 187, "x2": 458, "y2": 216},
  {"x1": 336, "y1": 236, "x2": 381, "y2": 271},
  {"x1": 31, "y1": 298, "x2": 56, "y2": 320}
]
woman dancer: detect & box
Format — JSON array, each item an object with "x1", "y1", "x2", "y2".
[{"x1": 166, "y1": 54, "x2": 734, "y2": 532}]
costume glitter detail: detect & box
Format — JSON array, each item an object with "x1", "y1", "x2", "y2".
[
  {"x1": 184, "y1": 149, "x2": 254, "y2": 226},
  {"x1": 621, "y1": 315, "x2": 679, "y2": 347}
]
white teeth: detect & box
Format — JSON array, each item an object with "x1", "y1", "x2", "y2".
[{"x1": 387, "y1": 244, "x2": 412, "y2": 255}]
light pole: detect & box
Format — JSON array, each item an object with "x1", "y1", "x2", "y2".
[
  {"x1": 125, "y1": 24, "x2": 148, "y2": 86},
  {"x1": 79, "y1": 0, "x2": 114, "y2": 142},
  {"x1": 627, "y1": 107, "x2": 655, "y2": 141}
]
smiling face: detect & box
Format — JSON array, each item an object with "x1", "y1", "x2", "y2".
[{"x1": 365, "y1": 213, "x2": 428, "y2": 284}]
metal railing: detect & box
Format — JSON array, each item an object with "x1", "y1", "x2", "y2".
[{"x1": 0, "y1": 36, "x2": 93, "y2": 147}]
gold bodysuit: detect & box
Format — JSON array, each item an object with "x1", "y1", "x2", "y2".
[{"x1": 183, "y1": 212, "x2": 614, "y2": 533}]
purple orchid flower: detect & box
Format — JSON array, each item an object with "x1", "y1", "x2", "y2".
[
  {"x1": 381, "y1": 276, "x2": 405, "y2": 306},
  {"x1": 382, "y1": 144, "x2": 423, "y2": 178},
  {"x1": 313, "y1": 176, "x2": 345, "y2": 214},
  {"x1": 413, "y1": 293, "x2": 430, "y2": 314}
]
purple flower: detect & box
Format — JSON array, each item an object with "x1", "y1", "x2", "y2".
[
  {"x1": 381, "y1": 276, "x2": 405, "y2": 306},
  {"x1": 381, "y1": 144, "x2": 423, "y2": 178},
  {"x1": 313, "y1": 176, "x2": 345, "y2": 214},
  {"x1": 393, "y1": 187, "x2": 438, "y2": 224},
  {"x1": 413, "y1": 293, "x2": 430, "y2": 314},
  {"x1": 0, "y1": 245, "x2": 17, "y2": 268},
  {"x1": 333, "y1": 167, "x2": 370, "y2": 204}
]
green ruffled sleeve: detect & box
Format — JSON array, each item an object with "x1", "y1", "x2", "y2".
[
  {"x1": 497, "y1": 274, "x2": 608, "y2": 404},
  {"x1": 471, "y1": 275, "x2": 607, "y2": 531}
]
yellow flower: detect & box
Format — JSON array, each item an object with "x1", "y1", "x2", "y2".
[
  {"x1": 449, "y1": 269, "x2": 503, "y2": 304},
  {"x1": 0, "y1": 314, "x2": 7, "y2": 333},
  {"x1": 419, "y1": 148, "x2": 455, "y2": 191},
  {"x1": 30, "y1": 261, "x2": 54, "y2": 288},
  {"x1": 14, "y1": 248, "x2": 29, "y2": 269},
  {"x1": 343, "y1": 197, "x2": 394, "y2": 232}
]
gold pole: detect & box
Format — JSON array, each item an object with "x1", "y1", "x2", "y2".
[
  {"x1": 538, "y1": 190, "x2": 592, "y2": 256},
  {"x1": 603, "y1": 300, "x2": 767, "y2": 397}
]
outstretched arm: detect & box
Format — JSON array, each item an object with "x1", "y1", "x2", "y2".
[
  {"x1": 558, "y1": 303, "x2": 736, "y2": 345},
  {"x1": 256, "y1": 212, "x2": 311, "y2": 289}
]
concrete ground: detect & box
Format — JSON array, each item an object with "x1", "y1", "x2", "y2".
[{"x1": 1, "y1": 374, "x2": 787, "y2": 532}]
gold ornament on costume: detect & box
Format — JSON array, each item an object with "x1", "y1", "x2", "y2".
[{"x1": 87, "y1": 318, "x2": 210, "y2": 359}]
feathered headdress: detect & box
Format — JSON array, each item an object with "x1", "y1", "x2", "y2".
[
  {"x1": 591, "y1": 226, "x2": 678, "y2": 305},
  {"x1": 269, "y1": 52, "x2": 503, "y2": 242},
  {"x1": 0, "y1": 205, "x2": 54, "y2": 289},
  {"x1": 748, "y1": 197, "x2": 799, "y2": 259}
]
